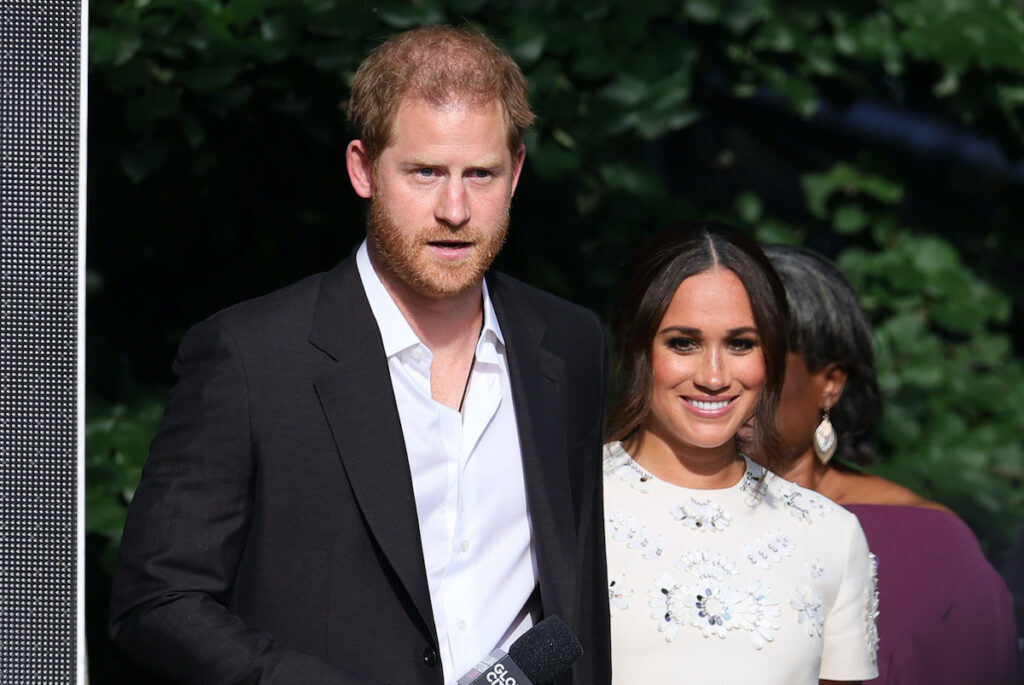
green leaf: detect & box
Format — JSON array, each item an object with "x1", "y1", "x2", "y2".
[
  {"x1": 552, "y1": 128, "x2": 577, "y2": 149},
  {"x1": 752, "y1": 218, "x2": 803, "y2": 245},
  {"x1": 90, "y1": 27, "x2": 143, "y2": 67},
  {"x1": 801, "y1": 164, "x2": 903, "y2": 218},
  {"x1": 508, "y1": 23, "x2": 546, "y2": 65},
  {"x1": 735, "y1": 191, "x2": 763, "y2": 223},
  {"x1": 933, "y1": 71, "x2": 959, "y2": 98},
  {"x1": 86, "y1": 489, "x2": 128, "y2": 541},
  {"x1": 971, "y1": 334, "x2": 1012, "y2": 368},
  {"x1": 597, "y1": 162, "x2": 665, "y2": 199},
  {"x1": 683, "y1": 0, "x2": 720, "y2": 23},
  {"x1": 909, "y1": 236, "x2": 957, "y2": 277},
  {"x1": 601, "y1": 74, "x2": 649, "y2": 107},
  {"x1": 375, "y1": 0, "x2": 445, "y2": 29},
  {"x1": 833, "y1": 203, "x2": 869, "y2": 234},
  {"x1": 802, "y1": 172, "x2": 832, "y2": 218},
  {"x1": 720, "y1": 0, "x2": 763, "y2": 34}
]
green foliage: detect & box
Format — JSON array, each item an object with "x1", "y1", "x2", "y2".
[
  {"x1": 733, "y1": 162, "x2": 1024, "y2": 553},
  {"x1": 88, "y1": 0, "x2": 1024, "y2": 567},
  {"x1": 842, "y1": 227, "x2": 1024, "y2": 552},
  {"x1": 86, "y1": 397, "x2": 164, "y2": 572}
]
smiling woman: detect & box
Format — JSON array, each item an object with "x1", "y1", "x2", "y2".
[
  {"x1": 642, "y1": 269, "x2": 767, "y2": 484},
  {"x1": 603, "y1": 222, "x2": 880, "y2": 684}
]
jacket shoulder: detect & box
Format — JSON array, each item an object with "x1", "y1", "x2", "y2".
[
  {"x1": 210, "y1": 271, "x2": 326, "y2": 328},
  {"x1": 489, "y1": 272, "x2": 601, "y2": 327}
]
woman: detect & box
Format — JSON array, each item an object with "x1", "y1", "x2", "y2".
[
  {"x1": 742, "y1": 244, "x2": 1019, "y2": 684},
  {"x1": 604, "y1": 222, "x2": 878, "y2": 684}
]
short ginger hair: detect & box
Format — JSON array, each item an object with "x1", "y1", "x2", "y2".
[{"x1": 346, "y1": 25, "x2": 535, "y2": 161}]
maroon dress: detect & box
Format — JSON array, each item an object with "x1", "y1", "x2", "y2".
[{"x1": 845, "y1": 504, "x2": 1019, "y2": 684}]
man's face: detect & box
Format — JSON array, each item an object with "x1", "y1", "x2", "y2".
[{"x1": 359, "y1": 97, "x2": 524, "y2": 300}]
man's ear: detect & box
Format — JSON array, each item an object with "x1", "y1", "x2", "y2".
[
  {"x1": 509, "y1": 146, "x2": 526, "y2": 196},
  {"x1": 820, "y1": 363, "x2": 849, "y2": 410},
  {"x1": 346, "y1": 140, "x2": 374, "y2": 198}
]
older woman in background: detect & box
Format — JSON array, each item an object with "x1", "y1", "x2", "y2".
[{"x1": 743, "y1": 244, "x2": 1018, "y2": 683}]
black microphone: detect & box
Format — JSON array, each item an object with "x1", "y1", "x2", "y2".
[{"x1": 457, "y1": 615, "x2": 583, "y2": 685}]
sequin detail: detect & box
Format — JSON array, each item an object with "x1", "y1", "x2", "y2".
[
  {"x1": 607, "y1": 511, "x2": 666, "y2": 560},
  {"x1": 864, "y1": 553, "x2": 880, "y2": 663},
  {"x1": 677, "y1": 548, "x2": 739, "y2": 582},
  {"x1": 604, "y1": 445, "x2": 653, "y2": 493},
  {"x1": 773, "y1": 479, "x2": 833, "y2": 524},
  {"x1": 608, "y1": 572, "x2": 634, "y2": 613},
  {"x1": 670, "y1": 498, "x2": 733, "y2": 532},
  {"x1": 648, "y1": 572, "x2": 780, "y2": 649},
  {"x1": 791, "y1": 586, "x2": 825, "y2": 637},
  {"x1": 743, "y1": 530, "x2": 795, "y2": 569}
]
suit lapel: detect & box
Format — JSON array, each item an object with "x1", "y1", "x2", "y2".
[
  {"x1": 490, "y1": 275, "x2": 578, "y2": 625},
  {"x1": 309, "y1": 255, "x2": 436, "y2": 643}
]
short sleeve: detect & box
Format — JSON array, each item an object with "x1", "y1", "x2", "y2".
[{"x1": 819, "y1": 517, "x2": 880, "y2": 681}]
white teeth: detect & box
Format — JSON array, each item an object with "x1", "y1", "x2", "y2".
[{"x1": 689, "y1": 399, "x2": 729, "y2": 410}]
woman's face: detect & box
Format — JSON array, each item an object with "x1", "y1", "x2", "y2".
[{"x1": 641, "y1": 268, "x2": 766, "y2": 457}]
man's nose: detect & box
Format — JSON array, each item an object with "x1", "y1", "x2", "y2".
[{"x1": 435, "y1": 179, "x2": 470, "y2": 228}]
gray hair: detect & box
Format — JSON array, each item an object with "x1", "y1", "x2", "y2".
[{"x1": 764, "y1": 245, "x2": 880, "y2": 464}]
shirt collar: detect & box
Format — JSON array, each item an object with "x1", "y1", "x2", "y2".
[{"x1": 355, "y1": 239, "x2": 504, "y2": 359}]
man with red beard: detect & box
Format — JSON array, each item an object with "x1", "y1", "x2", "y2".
[{"x1": 110, "y1": 26, "x2": 611, "y2": 685}]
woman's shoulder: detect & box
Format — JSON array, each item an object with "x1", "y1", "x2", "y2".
[
  {"x1": 828, "y1": 471, "x2": 953, "y2": 514},
  {"x1": 757, "y1": 464, "x2": 863, "y2": 532},
  {"x1": 843, "y1": 501, "x2": 983, "y2": 558}
]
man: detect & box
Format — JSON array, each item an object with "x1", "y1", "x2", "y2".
[{"x1": 110, "y1": 25, "x2": 611, "y2": 684}]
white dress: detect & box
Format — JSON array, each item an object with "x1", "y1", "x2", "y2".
[{"x1": 603, "y1": 442, "x2": 878, "y2": 684}]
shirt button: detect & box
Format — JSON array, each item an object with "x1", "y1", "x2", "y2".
[
  {"x1": 457, "y1": 620, "x2": 468, "y2": 632},
  {"x1": 410, "y1": 347, "x2": 423, "y2": 362},
  {"x1": 460, "y1": 539, "x2": 470, "y2": 553},
  {"x1": 422, "y1": 646, "x2": 438, "y2": 667}
]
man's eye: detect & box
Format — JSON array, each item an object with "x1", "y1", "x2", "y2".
[
  {"x1": 470, "y1": 169, "x2": 491, "y2": 179},
  {"x1": 416, "y1": 168, "x2": 436, "y2": 177}
]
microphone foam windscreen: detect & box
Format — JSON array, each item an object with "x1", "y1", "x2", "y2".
[{"x1": 507, "y1": 615, "x2": 583, "y2": 684}]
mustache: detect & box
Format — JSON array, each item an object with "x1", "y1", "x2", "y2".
[{"x1": 396, "y1": 225, "x2": 488, "y2": 241}]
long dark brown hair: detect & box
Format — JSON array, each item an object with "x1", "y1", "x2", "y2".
[{"x1": 606, "y1": 221, "x2": 791, "y2": 473}]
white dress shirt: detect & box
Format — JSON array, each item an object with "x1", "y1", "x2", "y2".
[{"x1": 356, "y1": 241, "x2": 538, "y2": 684}]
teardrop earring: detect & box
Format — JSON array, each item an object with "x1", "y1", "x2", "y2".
[{"x1": 813, "y1": 410, "x2": 837, "y2": 464}]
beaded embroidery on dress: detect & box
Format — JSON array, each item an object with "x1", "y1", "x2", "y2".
[{"x1": 603, "y1": 441, "x2": 878, "y2": 684}]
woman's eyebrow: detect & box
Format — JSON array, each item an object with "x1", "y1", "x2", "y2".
[{"x1": 659, "y1": 326, "x2": 701, "y2": 336}]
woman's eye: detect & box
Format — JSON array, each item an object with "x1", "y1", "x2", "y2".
[
  {"x1": 728, "y1": 338, "x2": 757, "y2": 352},
  {"x1": 667, "y1": 337, "x2": 697, "y2": 352}
]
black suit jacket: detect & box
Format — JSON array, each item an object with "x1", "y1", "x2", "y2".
[{"x1": 110, "y1": 252, "x2": 611, "y2": 684}]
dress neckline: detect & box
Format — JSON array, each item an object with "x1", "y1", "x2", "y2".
[{"x1": 604, "y1": 441, "x2": 766, "y2": 495}]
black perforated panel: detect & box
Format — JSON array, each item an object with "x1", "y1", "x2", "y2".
[{"x1": 0, "y1": 1, "x2": 82, "y2": 681}]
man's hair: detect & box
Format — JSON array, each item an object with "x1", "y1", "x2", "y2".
[
  {"x1": 764, "y1": 245, "x2": 881, "y2": 465},
  {"x1": 347, "y1": 25, "x2": 535, "y2": 161},
  {"x1": 606, "y1": 221, "x2": 791, "y2": 474}
]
